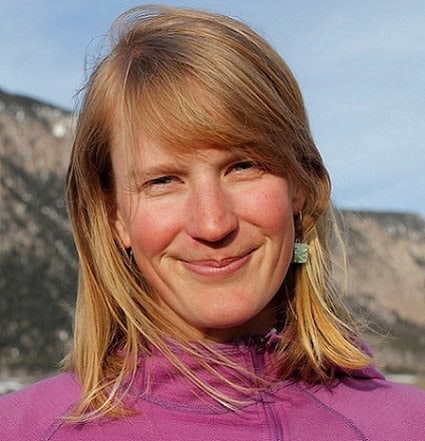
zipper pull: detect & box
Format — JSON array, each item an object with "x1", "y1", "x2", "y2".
[{"x1": 254, "y1": 328, "x2": 278, "y2": 353}]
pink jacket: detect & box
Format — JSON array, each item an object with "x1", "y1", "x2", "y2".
[{"x1": 1, "y1": 337, "x2": 424, "y2": 440}]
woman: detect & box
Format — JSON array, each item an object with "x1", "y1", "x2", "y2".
[{"x1": 1, "y1": 5, "x2": 423, "y2": 440}]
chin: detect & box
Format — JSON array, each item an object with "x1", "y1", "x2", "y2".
[{"x1": 194, "y1": 309, "x2": 271, "y2": 341}]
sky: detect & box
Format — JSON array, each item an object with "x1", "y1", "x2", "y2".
[{"x1": 1, "y1": 0, "x2": 424, "y2": 216}]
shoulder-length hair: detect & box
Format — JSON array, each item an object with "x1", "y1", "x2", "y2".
[{"x1": 65, "y1": 5, "x2": 370, "y2": 420}]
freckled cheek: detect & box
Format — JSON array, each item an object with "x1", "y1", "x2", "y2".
[
  {"x1": 128, "y1": 205, "x2": 184, "y2": 258},
  {"x1": 238, "y1": 187, "x2": 294, "y2": 234}
]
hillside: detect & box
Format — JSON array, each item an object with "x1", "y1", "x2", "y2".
[
  {"x1": 0, "y1": 88, "x2": 76, "y2": 375},
  {"x1": 0, "y1": 87, "x2": 424, "y2": 381},
  {"x1": 340, "y1": 210, "x2": 425, "y2": 372}
]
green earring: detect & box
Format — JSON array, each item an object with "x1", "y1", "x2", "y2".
[{"x1": 292, "y1": 241, "x2": 308, "y2": 264}]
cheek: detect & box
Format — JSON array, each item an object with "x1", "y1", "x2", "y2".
[
  {"x1": 127, "y1": 202, "x2": 183, "y2": 258},
  {"x1": 240, "y1": 182, "x2": 295, "y2": 235}
]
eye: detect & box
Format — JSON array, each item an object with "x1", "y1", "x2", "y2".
[
  {"x1": 231, "y1": 161, "x2": 256, "y2": 171},
  {"x1": 227, "y1": 160, "x2": 264, "y2": 175},
  {"x1": 142, "y1": 175, "x2": 181, "y2": 195},
  {"x1": 148, "y1": 176, "x2": 175, "y2": 186}
]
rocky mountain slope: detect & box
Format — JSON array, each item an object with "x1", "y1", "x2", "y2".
[
  {"x1": 0, "y1": 87, "x2": 424, "y2": 380},
  {"x1": 0, "y1": 88, "x2": 76, "y2": 376},
  {"x1": 339, "y1": 211, "x2": 425, "y2": 372}
]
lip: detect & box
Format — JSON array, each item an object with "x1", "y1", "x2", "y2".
[{"x1": 181, "y1": 251, "x2": 254, "y2": 278}]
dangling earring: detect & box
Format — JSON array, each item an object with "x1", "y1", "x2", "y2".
[
  {"x1": 293, "y1": 240, "x2": 308, "y2": 264},
  {"x1": 292, "y1": 213, "x2": 308, "y2": 264}
]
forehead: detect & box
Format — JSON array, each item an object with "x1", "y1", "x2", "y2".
[
  {"x1": 111, "y1": 129, "x2": 241, "y2": 177},
  {"x1": 110, "y1": 112, "x2": 292, "y2": 187}
]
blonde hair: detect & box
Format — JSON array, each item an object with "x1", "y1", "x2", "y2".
[{"x1": 65, "y1": 5, "x2": 370, "y2": 420}]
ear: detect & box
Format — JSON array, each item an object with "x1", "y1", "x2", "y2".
[{"x1": 111, "y1": 207, "x2": 131, "y2": 249}]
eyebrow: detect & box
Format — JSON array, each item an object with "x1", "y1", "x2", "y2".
[
  {"x1": 127, "y1": 150, "x2": 244, "y2": 181},
  {"x1": 127, "y1": 160, "x2": 189, "y2": 182}
]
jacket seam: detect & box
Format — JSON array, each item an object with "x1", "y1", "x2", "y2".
[
  {"x1": 40, "y1": 402, "x2": 77, "y2": 441},
  {"x1": 135, "y1": 390, "x2": 264, "y2": 415},
  {"x1": 296, "y1": 384, "x2": 369, "y2": 441}
]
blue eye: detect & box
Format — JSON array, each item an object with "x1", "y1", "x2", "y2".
[{"x1": 149, "y1": 176, "x2": 174, "y2": 186}]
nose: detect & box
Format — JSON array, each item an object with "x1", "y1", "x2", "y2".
[{"x1": 186, "y1": 180, "x2": 238, "y2": 243}]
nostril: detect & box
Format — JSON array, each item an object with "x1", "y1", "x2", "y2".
[
  {"x1": 196, "y1": 226, "x2": 239, "y2": 248},
  {"x1": 191, "y1": 212, "x2": 238, "y2": 243}
]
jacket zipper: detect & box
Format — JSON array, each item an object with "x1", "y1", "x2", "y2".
[{"x1": 251, "y1": 345, "x2": 284, "y2": 441}]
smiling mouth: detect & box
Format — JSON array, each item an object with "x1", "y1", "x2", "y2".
[{"x1": 181, "y1": 251, "x2": 254, "y2": 277}]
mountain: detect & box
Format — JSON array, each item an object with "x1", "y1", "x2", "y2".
[
  {"x1": 0, "y1": 87, "x2": 424, "y2": 382},
  {"x1": 338, "y1": 210, "x2": 425, "y2": 373},
  {"x1": 0, "y1": 88, "x2": 76, "y2": 376}
]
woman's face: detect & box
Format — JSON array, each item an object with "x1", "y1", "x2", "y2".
[{"x1": 112, "y1": 134, "x2": 305, "y2": 341}]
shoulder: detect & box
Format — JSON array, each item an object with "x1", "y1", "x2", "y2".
[
  {"x1": 306, "y1": 374, "x2": 425, "y2": 441},
  {"x1": 0, "y1": 372, "x2": 80, "y2": 441}
]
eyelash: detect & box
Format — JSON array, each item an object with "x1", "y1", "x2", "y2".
[
  {"x1": 142, "y1": 160, "x2": 263, "y2": 191},
  {"x1": 227, "y1": 160, "x2": 264, "y2": 175},
  {"x1": 229, "y1": 161, "x2": 255, "y2": 171},
  {"x1": 148, "y1": 176, "x2": 176, "y2": 186}
]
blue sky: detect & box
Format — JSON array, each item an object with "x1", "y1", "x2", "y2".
[{"x1": 1, "y1": 0, "x2": 424, "y2": 215}]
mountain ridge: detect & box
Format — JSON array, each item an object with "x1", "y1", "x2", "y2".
[{"x1": 1, "y1": 88, "x2": 424, "y2": 381}]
